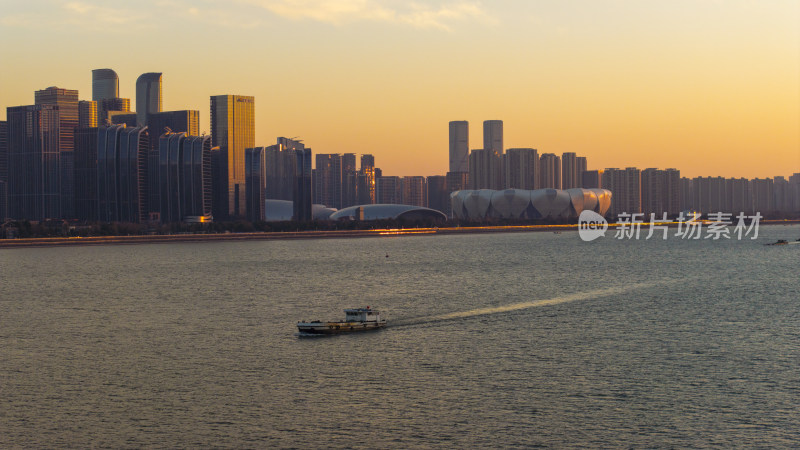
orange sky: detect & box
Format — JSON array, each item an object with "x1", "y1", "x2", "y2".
[{"x1": 1, "y1": 0, "x2": 798, "y2": 178}]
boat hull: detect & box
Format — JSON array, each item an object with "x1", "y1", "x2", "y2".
[{"x1": 297, "y1": 321, "x2": 387, "y2": 334}]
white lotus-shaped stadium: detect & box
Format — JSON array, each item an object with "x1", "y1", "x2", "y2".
[{"x1": 450, "y1": 188, "x2": 612, "y2": 220}]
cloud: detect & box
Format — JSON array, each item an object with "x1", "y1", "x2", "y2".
[{"x1": 242, "y1": 0, "x2": 494, "y2": 30}]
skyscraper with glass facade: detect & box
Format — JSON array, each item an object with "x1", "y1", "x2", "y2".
[
  {"x1": 211, "y1": 95, "x2": 255, "y2": 219},
  {"x1": 7, "y1": 104, "x2": 62, "y2": 220},
  {"x1": 136, "y1": 73, "x2": 162, "y2": 127},
  {"x1": 35, "y1": 86, "x2": 79, "y2": 218},
  {"x1": 92, "y1": 69, "x2": 119, "y2": 101},
  {"x1": 245, "y1": 147, "x2": 266, "y2": 222},
  {"x1": 449, "y1": 121, "x2": 469, "y2": 173},
  {"x1": 294, "y1": 147, "x2": 313, "y2": 221},
  {"x1": 0, "y1": 121, "x2": 7, "y2": 219},
  {"x1": 483, "y1": 120, "x2": 503, "y2": 153}
]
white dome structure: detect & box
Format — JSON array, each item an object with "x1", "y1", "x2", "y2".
[
  {"x1": 264, "y1": 200, "x2": 337, "y2": 221},
  {"x1": 329, "y1": 204, "x2": 447, "y2": 221},
  {"x1": 450, "y1": 188, "x2": 612, "y2": 220}
]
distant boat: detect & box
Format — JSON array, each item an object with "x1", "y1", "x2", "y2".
[
  {"x1": 765, "y1": 239, "x2": 800, "y2": 246},
  {"x1": 297, "y1": 307, "x2": 387, "y2": 334}
]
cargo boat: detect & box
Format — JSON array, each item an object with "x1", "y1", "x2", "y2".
[{"x1": 297, "y1": 307, "x2": 387, "y2": 334}]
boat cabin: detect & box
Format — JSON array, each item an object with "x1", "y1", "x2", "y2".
[{"x1": 344, "y1": 307, "x2": 381, "y2": 323}]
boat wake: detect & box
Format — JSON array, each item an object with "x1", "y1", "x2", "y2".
[{"x1": 390, "y1": 279, "x2": 679, "y2": 328}]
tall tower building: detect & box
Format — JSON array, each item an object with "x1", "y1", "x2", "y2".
[
  {"x1": 576, "y1": 156, "x2": 587, "y2": 182},
  {"x1": 449, "y1": 121, "x2": 469, "y2": 173},
  {"x1": 539, "y1": 153, "x2": 561, "y2": 189},
  {"x1": 0, "y1": 121, "x2": 8, "y2": 219},
  {"x1": 92, "y1": 69, "x2": 119, "y2": 101},
  {"x1": 136, "y1": 72, "x2": 163, "y2": 127},
  {"x1": 469, "y1": 149, "x2": 503, "y2": 190},
  {"x1": 315, "y1": 153, "x2": 343, "y2": 208},
  {"x1": 603, "y1": 167, "x2": 641, "y2": 216},
  {"x1": 262, "y1": 137, "x2": 303, "y2": 203},
  {"x1": 358, "y1": 154, "x2": 376, "y2": 205},
  {"x1": 581, "y1": 170, "x2": 602, "y2": 189},
  {"x1": 78, "y1": 100, "x2": 97, "y2": 128},
  {"x1": 245, "y1": 147, "x2": 266, "y2": 222},
  {"x1": 294, "y1": 147, "x2": 313, "y2": 221},
  {"x1": 100, "y1": 98, "x2": 131, "y2": 125},
  {"x1": 426, "y1": 175, "x2": 447, "y2": 214},
  {"x1": 505, "y1": 148, "x2": 539, "y2": 189},
  {"x1": 210, "y1": 95, "x2": 255, "y2": 219},
  {"x1": 74, "y1": 126, "x2": 98, "y2": 221},
  {"x1": 561, "y1": 152, "x2": 578, "y2": 190},
  {"x1": 35, "y1": 86, "x2": 79, "y2": 218},
  {"x1": 97, "y1": 125, "x2": 151, "y2": 223},
  {"x1": 7, "y1": 105, "x2": 62, "y2": 220},
  {"x1": 377, "y1": 176, "x2": 402, "y2": 204},
  {"x1": 483, "y1": 120, "x2": 503, "y2": 154},
  {"x1": 402, "y1": 176, "x2": 427, "y2": 207}
]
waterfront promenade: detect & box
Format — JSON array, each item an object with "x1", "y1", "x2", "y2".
[{"x1": 2, "y1": 220, "x2": 797, "y2": 248}]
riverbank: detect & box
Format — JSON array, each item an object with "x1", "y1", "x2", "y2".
[
  {"x1": 1, "y1": 220, "x2": 798, "y2": 248},
  {"x1": 0, "y1": 224, "x2": 577, "y2": 248}
]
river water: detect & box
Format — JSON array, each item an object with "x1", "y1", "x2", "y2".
[{"x1": 1, "y1": 225, "x2": 799, "y2": 448}]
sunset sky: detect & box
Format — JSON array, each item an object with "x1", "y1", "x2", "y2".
[{"x1": 1, "y1": 0, "x2": 798, "y2": 178}]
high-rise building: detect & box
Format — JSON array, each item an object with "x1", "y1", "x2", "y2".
[
  {"x1": 427, "y1": 175, "x2": 447, "y2": 213},
  {"x1": 261, "y1": 137, "x2": 304, "y2": 207},
  {"x1": 35, "y1": 86, "x2": 79, "y2": 218},
  {"x1": 145, "y1": 110, "x2": 200, "y2": 218},
  {"x1": 402, "y1": 176, "x2": 427, "y2": 207},
  {"x1": 603, "y1": 167, "x2": 641, "y2": 216},
  {"x1": 315, "y1": 153, "x2": 343, "y2": 208},
  {"x1": 245, "y1": 147, "x2": 266, "y2": 222},
  {"x1": 469, "y1": 149, "x2": 503, "y2": 190},
  {"x1": 483, "y1": 120, "x2": 503, "y2": 153},
  {"x1": 576, "y1": 156, "x2": 587, "y2": 183},
  {"x1": 293, "y1": 147, "x2": 313, "y2": 221},
  {"x1": 539, "y1": 153, "x2": 561, "y2": 189},
  {"x1": 561, "y1": 152, "x2": 578, "y2": 190},
  {"x1": 505, "y1": 148, "x2": 539, "y2": 189},
  {"x1": 560, "y1": 153, "x2": 587, "y2": 190},
  {"x1": 788, "y1": 174, "x2": 800, "y2": 212},
  {"x1": 181, "y1": 135, "x2": 213, "y2": 221},
  {"x1": 100, "y1": 98, "x2": 132, "y2": 125},
  {"x1": 692, "y1": 176, "x2": 728, "y2": 213},
  {"x1": 92, "y1": 69, "x2": 119, "y2": 101},
  {"x1": 727, "y1": 177, "x2": 751, "y2": 213},
  {"x1": 751, "y1": 178, "x2": 775, "y2": 213},
  {"x1": 109, "y1": 112, "x2": 137, "y2": 127},
  {"x1": 146, "y1": 110, "x2": 199, "y2": 149},
  {"x1": 582, "y1": 170, "x2": 602, "y2": 189},
  {"x1": 357, "y1": 154, "x2": 376, "y2": 205},
  {"x1": 341, "y1": 153, "x2": 358, "y2": 208},
  {"x1": 679, "y1": 177, "x2": 694, "y2": 212},
  {"x1": 663, "y1": 168, "x2": 680, "y2": 214},
  {"x1": 153, "y1": 132, "x2": 213, "y2": 223},
  {"x1": 74, "y1": 127, "x2": 98, "y2": 221},
  {"x1": 97, "y1": 125, "x2": 151, "y2": 222},
  {"x1": 210, "y1": 95, "x2": 255, "y2": 219},
  {"x1": 0, "y1": 121, "x2": 7, "y2": 219},
  {"x1": 449, "y1": 121, "x2": 469, "y2": 173},
  {"x1": 377, "y1": 176, "x2": 402, "y2": 204},
  {"x1": 7, "y1": 104, "x2": 62, "y2": 220},
  {"x1": 78, "y1": 101, "x2": 98, "y2": 128},
  {"x1": 641, "y1": 168, "x2": 664, "y2": 215},
  {"x1": 136, "y1": 73, "x2": 163, "y2": 127}
]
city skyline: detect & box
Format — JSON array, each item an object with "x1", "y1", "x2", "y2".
[{"x1": 0, "y1": 1, "x2": 797, "y2": 179}]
